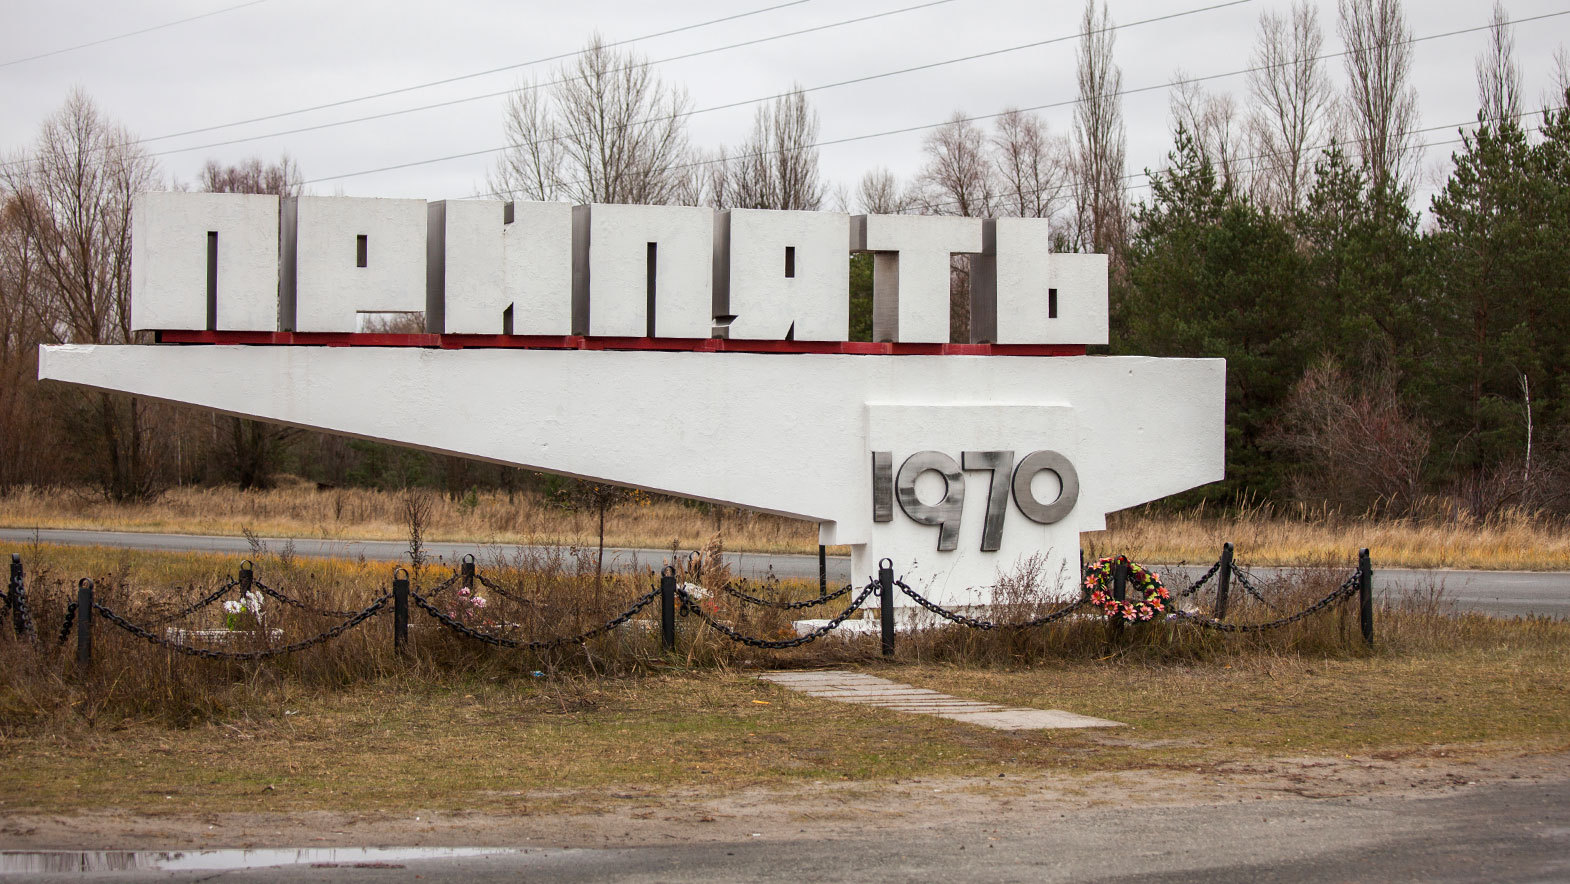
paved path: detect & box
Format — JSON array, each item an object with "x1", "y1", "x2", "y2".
[
  {"x1": 758, "y1": 670, "x2": 1122, "y2": 730},
  {"x1": 7, "y1": 778, "x2": 1565, "y2": 882},
  {"x1": 2, "y1": 527, "x2": 1566, "y2": 618}
]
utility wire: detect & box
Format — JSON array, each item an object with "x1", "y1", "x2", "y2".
[
  {"x1": 916, "y1": 101, "x2": 1570, "y2": 215},
  {"x1": 1119, "y1": 104, "x2": 1565, "y2": 191},
  {"x1": 147, "y1": 0, "x2": 964, "y2": 160},
  {"x1": 924, "y1": 104, "x2": 1569, "y2": 214},
  {"x1": 309, "y1": 0, "x2": 1252, "y2": 187},
  {"x1": 318, "y1": 4, "x2": 1562, "y2": 189},
  {"x1": 0, "y1": 0, "x2": 269, "y2": 68},
  {"x1": 1120, "y1": 125, "x2": 1548, "y2": 197},
  {"x1": 140, "y1": 0, "x2": 830, "y2": 143},
  {"x1": 617, "y1": 7, "x2": 1570, "y2": 197}
]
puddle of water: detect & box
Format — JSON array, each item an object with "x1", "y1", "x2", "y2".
[{"x1": 0, "y1": 846, "x2": 520, "y2": 875}]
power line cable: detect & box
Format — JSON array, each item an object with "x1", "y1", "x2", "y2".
[
  {"x1": 1120, "y1": 124, "x2": 1550, "y2": 197},
  {"x1": 915, "y1": 103, "x2": 1565, "y2": 213},
  {"x1": 308, "y1": 0, "x2": 1253, "y2": 188},
  {"x1": 140, "y1": 0, "x2": 829, "y2": 143},
  {"x1": 324, "y1": 4, "x2": 1563, "y2": 190},
  {"x1": 146, "y1": 0, "x2": 965, "y2": 160},
  {"x1": 0, "y1": 0, "x2": 269, "y2": 68}
]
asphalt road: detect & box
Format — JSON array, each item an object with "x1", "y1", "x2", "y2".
[
  {"x1": 7, "y1": 779, "x2": 1567, "y2": 882},
  {"x1": 3, "y1": 527, "x2": 1566, "y2": 618}
]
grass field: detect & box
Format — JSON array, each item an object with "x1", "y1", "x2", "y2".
[
  {"x1": 1, "y1": 643, "x2": 1566, "y2": 815},
  {"x1": 1, "y1": 544, "x2": 1566, "y2": 815},
  {"x1": 4, "y1": 483, "x2": 1570, "y2": 570}
]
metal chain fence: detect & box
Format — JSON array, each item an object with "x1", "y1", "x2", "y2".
[
  {"x1": 472, "y1": 573, "x2": 533, "y2": 605},
  {"x1": 718, "y1": 581, "x2": 855, "y2": 610},
  {"x1": 32, "y1": 550, "x2": 1372, "y2": 664},
  {"x1": 1171, "y1": 571, "x2": 1362, "y2": 632},
  {"x1": 675, "y1": 582, "x2": 878, "y2": 648},
  {"x1": 8, "y1": 570, "x2": 35, "y2": 640},
  {"x1": 90, "y1": 593, "x2": 391, "y2": 660},
  {"x1": 137, "y1": 579, "x2": 242, "y2": 626},
  {"x1": 409, "y1": 586, "x2": 659, "y2": 650},
  {"x1": 56, "y1": 602, "x2": 78, "y2": 646},
  {"x1": 893, "y1": 579, "x2": 1087, "y2": 629},
  {"x1": 254, "y1": 577, "x2": 411, "y2": 620},
  {"x1": 1227, "y1": 564, "x2": 1281, "y2": 611},
  {"x1": 1175, "y1": 558, "x2": 1225, "y2": 598}
]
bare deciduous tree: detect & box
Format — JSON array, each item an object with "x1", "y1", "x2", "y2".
[
  {"x1": 0, "y1": 194, "x2": 66, "y2": 488},
  {"x1": 1476, "y1": 1, "x2": 1521, "y2": 128},
  {"x1": 1246, "y1": 1, "x2": 1332, "y2": 213},
  {"x1": 856, "y1": 168, "x2": 910, "y2": 214},
  {"x1": 1271, "y1": 359, "x2": 1430, "y2": 514},
  {"x1": 199, "y1": 155, "x2": 302, "y2": 197},
  {"x1": 488, "y1": 81, "x2": 559, "y2": 202},
  {"x1": 1071, "y1": 0, "x2": 1128, "y2": 258},
  {"x1": 488, "y1": 36, "x2": 692, "y2": 205},
  {"x1": 914, "y1": 112, "x2": 997, "y2": 342},
  {"x1": 991, "y1": 108, "x2": 1069, "y2": 222},
  {"x1": 1552, "y1": 45, "x2": 1570, "y2": 106},
  {"x1": 1337, "y1": 0, "x2": 1419, "y2": 196},
  {"x1": 709, "y1": 90, "x2": 826, "y2": 211},
  {"x1": 915, "y1": 112, "x2": 995, "y2": 217},
  {"x1": 1, "y1": 89, "x2": 164, "y2": 500},
  {"x1": 721, "y1": 89, "x2": 825, "y2": 211},
  {"x1": 1169, "y1": 77, "x2": 1245, "y2": 193}
]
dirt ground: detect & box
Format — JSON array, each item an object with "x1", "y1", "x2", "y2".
[{"x1": 3, "y1": 750, "x2": 1564, "y2": 851}]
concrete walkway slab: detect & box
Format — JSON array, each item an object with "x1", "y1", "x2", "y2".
[{"x1": 758, "y1": 670, "x2": 1122, "y2": 731}]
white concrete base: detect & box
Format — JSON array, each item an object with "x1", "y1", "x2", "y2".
[
  {"x1": 38, "y1": 345, "x2": 1225, "y2": 607},
  {"x1": 758, "y1": 670, "x2": 1122, "y2": 731}
]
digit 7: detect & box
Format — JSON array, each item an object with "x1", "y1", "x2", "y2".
[{"x1": 961, "y1": 451, "x2": 1014, "y2": 551}]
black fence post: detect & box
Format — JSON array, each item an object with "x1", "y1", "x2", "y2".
[
  {"x1": 1358, "y1": 548, "x2": 1374, "y2": 647},
  {"x1": 818, "y1": 545, "x2": 827, "y2": 597},
  {"x1": 660, "y1": 565, "x2": 676, "y2": 652},
  {"x1": 238, "y1": 559, "x2": 254, "y2": 599},
  {"x1": 1112, "y1": 556, "x2": 1129, "y2": 603},
  {"x1": 393, "y1": 567, "x2": 410, "y2": 655},
  {"x1": 75, "y1": 578, "x2": 93, "y2": 671},
  {"x1": 1215, "y1": 542, "x2": 1235, "y2": 621},
  {"x1": 878, "y1": 558, "x2": 895, "y2": 659},
  {"x1": 462, "y1": 554, "x2": 475, "y2": 593}
]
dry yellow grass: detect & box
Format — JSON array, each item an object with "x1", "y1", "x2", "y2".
[
  {"x1": 4, "y1": 483, "x2": 1570, "y2": 569},
  {"x1": 1088, "y1": 501, "x2": 1570, "y2": 570},
  {"x1": 0, "y1": 481, "x2": 819, "y2": 554}
]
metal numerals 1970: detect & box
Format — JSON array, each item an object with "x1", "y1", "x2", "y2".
[{"x1": 870, "y1": 450, "x2": 1079, "y2": 552}]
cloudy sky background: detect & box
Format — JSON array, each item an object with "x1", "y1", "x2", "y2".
[{"x1": 3, "y1": 0, "x2": 1566, "y2": 216}]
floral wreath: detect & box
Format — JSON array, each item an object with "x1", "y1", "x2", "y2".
[{"x1": 1082, "y1": 557, "x2": 1171, "y2": 622}]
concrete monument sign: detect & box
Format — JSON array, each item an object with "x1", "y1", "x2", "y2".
[{"x1": 41, "y1": 195, "x2": 1225, "y2": 606}]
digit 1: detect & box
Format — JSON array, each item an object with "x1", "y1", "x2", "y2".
[
  {"x1": 895, "y1": 451, "x2": 965, "y2": 551},
  {"x1": 871, "y1": 451, "x2": 893, "y2": 522},
  {"x1": 961, "y1": 451, "x2": 1014, "y2": 551}
]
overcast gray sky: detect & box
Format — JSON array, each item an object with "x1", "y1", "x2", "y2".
[{"x1": 2, "y1": 0, "x2": 1566, "y2": 213}]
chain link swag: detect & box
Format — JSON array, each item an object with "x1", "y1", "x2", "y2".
[
  {"x1": 675, "y1": 582, "x2": 877, "y2": 648},
  {"x1": 409, "y1": 587, "x2": 658, "y2": 650},
  {"x1": 91, "y1": 594, "x2": 391, "y2": 660},
  {"x1": 894, "y1": 579, "x2": 1085, "y2": 629},
  {"x1": 1172, "y1": 572, "x2": 1361, "y2": 632},
  {"x1": 718, "y1": 581, "x2": 854, "y2": 610}
]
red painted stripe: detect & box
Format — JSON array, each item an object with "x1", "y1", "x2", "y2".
[{"x1": 154, "y1": 330, "x2": 1085, "y2": 357}]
